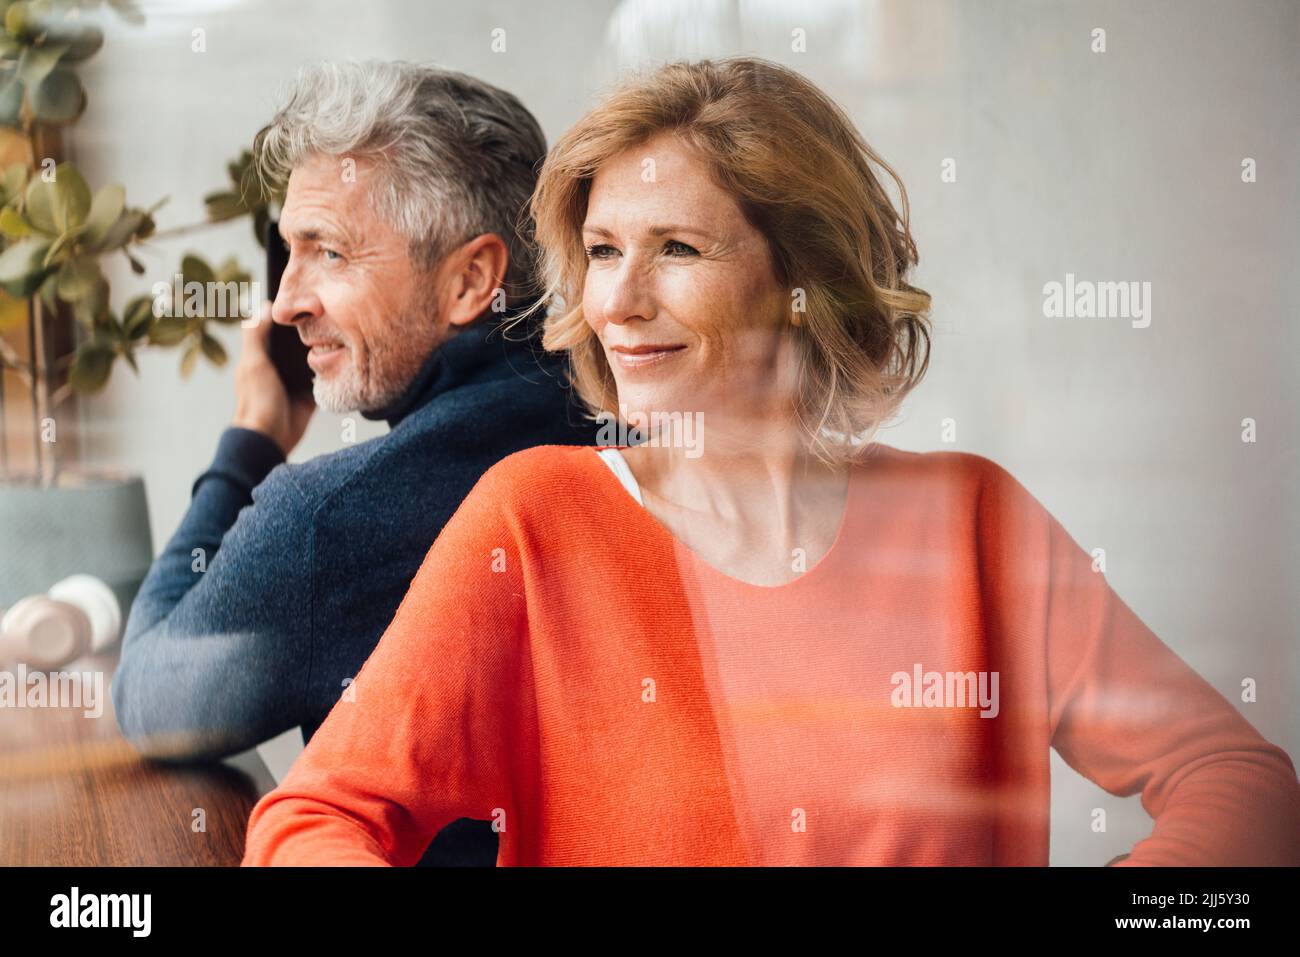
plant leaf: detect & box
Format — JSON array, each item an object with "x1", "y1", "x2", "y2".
[
  {"x1": 122, "y1": 294, "x2": 153, "y2": 339},
  {"x1": 147, "y1": 315, "x2": 189, "y2": 346},
  {"x1": 17, "y1": 42, "x2": 70, "y2": 87},
  {"x1": 44, "y1": 225, "x2": 86, "y2": 266},
  {"x1": 82, "y1": 183, "x2": 125, "y2": 247},
  {"x1": 49, "y1": 22, "x2": 104, "y2": 63},
  {"x1": 55, "y1": 255, "x2": 101, "y2": 302},
  {"x1": 180, "y1": 253, "x2": 215, "y2": 286},
  {"x1": 203, "y1": 189, "x2": 244, "y2": 222},
  {"x1": 4, "y1": 1, "x2": 36, "y2": 40},
  {"x1": 24, "y1": 175, "x2": 58, "y2": 234},
  {"x1": 50, "y1": 162, "x2": 92, "y2": 231},
  {"x1": 71, "y1": 275, "x2": 109, "y2": 327},
  {"x1": 69, "y1": 343, "x2": 116, "y2": 394},
  {"x1": 213, "y1": 256, "x2": 250, "y2": 285},
  {"x1": 30, "y1": 66, "x2": 85, "y2": 124},
  {"x1": 0, "y1": 235, "x2": 52, "y2": 285},
  {"x1": 0, "y1": 163, "x2": 26, "y2": 204},
  {"x1": 200, "y1": 329, "x2": 227, "y2": 366},
  {"x1": 102, "y1": 313, "x2": 127, "y2": 344},
  {"x1": 0, "y1": 71, "x2": 24, "y2": 129},
  {"x1": 87, "y1": 208, "x2": 142, "y2": 252},
  {"x1": 0, "y1": 206, "x2": 32, "y2": 237}
]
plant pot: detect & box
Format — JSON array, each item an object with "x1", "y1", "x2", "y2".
[{"x1": 0, "y1": 470, "x2": 153, "y2": 616}]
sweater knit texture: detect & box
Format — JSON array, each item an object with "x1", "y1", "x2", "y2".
[{"x1": 242, "y1": 442, "x2": 1300, "y2": 866}]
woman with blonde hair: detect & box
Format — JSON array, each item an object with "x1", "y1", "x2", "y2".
[{"x1": 242, "y1": 57, "x2": 1300, "y2": 866}]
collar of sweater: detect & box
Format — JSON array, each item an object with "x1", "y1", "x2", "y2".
[{"x1": 360, "y1": 304, "x2": 545, "y2": 428}]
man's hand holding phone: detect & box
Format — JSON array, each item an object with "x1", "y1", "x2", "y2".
[{"x1": 232, "y1": 301, "x2": 315, "y2": 456}]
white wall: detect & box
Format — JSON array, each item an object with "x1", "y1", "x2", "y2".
[{"x1": 70, "y1": 0, "x2": 1298, "y2": 866}]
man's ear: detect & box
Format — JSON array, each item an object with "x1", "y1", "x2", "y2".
[{"x1": 437, "y1": 233, "x2": 510, "y2": 329}]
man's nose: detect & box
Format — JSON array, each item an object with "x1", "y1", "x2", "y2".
[{"x1": 270, "y1": 256, "x2": 323, "y2": 326}]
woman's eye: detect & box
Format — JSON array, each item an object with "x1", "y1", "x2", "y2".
[
  {"x1": 664, "y1": 240, "x2": 698, "y2": 256},
  {"x1": 584, "y1": 243, "x2": 617, "y2": 260}
]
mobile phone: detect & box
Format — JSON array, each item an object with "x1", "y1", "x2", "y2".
[{"x1": 265, "y1": 218, "x2": 314, "y2": 397}]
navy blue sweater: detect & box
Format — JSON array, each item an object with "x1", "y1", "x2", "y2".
[{"x1": 113, "y1": 313, "x2": 598, "y2": 864}]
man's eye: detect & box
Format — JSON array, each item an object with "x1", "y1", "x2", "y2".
[
  {"x1": 584, "y1": 243, "x2": 617, "y2": 260},
  {"x1": 322, "y1": 248, "x2": 342, "y2": 261},
  {"x1": 664, "y1": 240, "x2": 698, "y2": 256}
]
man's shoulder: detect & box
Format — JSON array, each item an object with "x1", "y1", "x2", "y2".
[
  {"x1": 265, "y1": 430, "x2": 393, "y2": 508},
  {"x1": 264, "y1": 419, "x2": 597, "y2": 541}
]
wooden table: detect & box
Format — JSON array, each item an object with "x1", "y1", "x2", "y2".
[{"x1": 0, "y1": 649, "x2": 276, "y2": 865}]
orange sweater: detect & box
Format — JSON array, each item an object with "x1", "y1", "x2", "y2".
[{"x1": 241, "y1": 443, "x2": 1300, "y2": 866}]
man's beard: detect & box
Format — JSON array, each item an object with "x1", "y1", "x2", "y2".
[{"x1": 310, "y1": 297, "x2": 441, "y2": 414}]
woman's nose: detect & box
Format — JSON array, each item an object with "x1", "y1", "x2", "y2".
[{"x1": 599, "y1": 259, "x2": 656, "y2": 326}]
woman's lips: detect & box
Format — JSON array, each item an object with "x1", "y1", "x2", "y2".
[{"x1": 609, "y1": 345, "x2": 686, "y2": 371}]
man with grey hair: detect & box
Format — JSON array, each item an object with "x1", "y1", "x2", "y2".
[{"x1": 112, "y1": 61, "x2": 597, "y2": 866}]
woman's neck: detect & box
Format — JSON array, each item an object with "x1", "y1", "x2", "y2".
[{"x1": 620, "y1": 412, "x2": 851, "y2": 572}]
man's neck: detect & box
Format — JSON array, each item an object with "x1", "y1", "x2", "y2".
[{"x1": 359, "y1": 309, "x2": 538, "y2": 427}]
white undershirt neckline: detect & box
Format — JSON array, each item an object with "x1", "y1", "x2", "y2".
[{"x1": 595, "y1": 448, "x2": 644, "y2": 505}]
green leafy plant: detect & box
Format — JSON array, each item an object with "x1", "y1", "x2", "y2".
[
  {"x1": 0, "y1": 0, "x2": 279, "y2": 485},
  {"x1": 0, "y1": 0, "x2": 107, "y2": 126},
  {"x1": 205, "y1": 149, "x2": 279, "y2": 248}
]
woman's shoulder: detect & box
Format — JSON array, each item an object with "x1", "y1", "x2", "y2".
[
  {"x1": 859, "y1": 441, "x2": 1039, "y2": 512},
  {"x1": 857, "y1": 443, "x2": 1063, "y2": 573},
  {"x1": 431, "y1": 445, "x2": 608, "y2": 551},
  {"x1": 860, "y1": 440, "x2": 1003, "y2": 482},
  {"x1": 467, "y1": 444, "x2": 607, "y2": 508},
  {"x1": 487, "y1": 443, "x2": 601, "y2": 481}
]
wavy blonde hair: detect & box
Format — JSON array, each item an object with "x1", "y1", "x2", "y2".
[{"x1": 522, "y1": 57, "x2": 932, "y2": 465}]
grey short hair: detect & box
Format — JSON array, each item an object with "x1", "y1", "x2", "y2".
[{"x1": 253, "y1": 60, "x2": 547, "y2": 305}]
